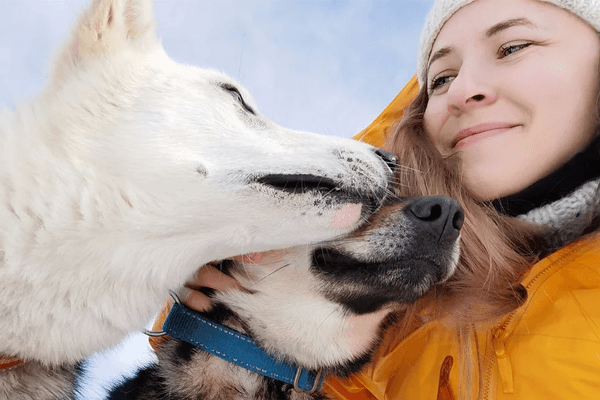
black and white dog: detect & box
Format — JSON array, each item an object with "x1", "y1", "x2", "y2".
[{"x1": 109, "y1": 196, "x2": 463, "y2": 400}]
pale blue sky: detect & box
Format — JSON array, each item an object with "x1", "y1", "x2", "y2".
[
  {"x1": 1, "y1": 0, "x2": 433, "y2": 398},
  {"x1": 1, "y1": 0, "x2": 433, "y2": 138}
]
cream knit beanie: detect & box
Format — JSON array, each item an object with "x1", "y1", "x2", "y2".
[{"x1": 417, "y1": 0, "x2": 600, "y2": 87}]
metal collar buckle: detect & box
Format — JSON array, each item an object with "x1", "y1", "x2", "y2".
[
  {"x1": 294, "y1": 367, "x2": 324, "y2": 394},
  {"x1": 142, "y1": 290, "x2": 181, "y2": 337}
]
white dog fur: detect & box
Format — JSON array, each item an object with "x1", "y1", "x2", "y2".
[{"x1": 0, "y1": 0, "x2": 393, "y2": 374}]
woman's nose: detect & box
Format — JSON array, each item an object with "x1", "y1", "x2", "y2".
[{"x1": 446, "y1": 62, "x2": 496, "y2": 114}]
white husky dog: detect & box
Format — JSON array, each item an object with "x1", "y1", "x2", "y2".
[{"x1": 0, "y1": 0, "x2": 395, "y2": 397}]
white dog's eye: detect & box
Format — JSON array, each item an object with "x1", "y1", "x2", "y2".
[{"x1": 221, "y1": 83, "x2": 255, "y2": 115}]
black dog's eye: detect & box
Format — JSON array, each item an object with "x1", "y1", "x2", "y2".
[{"x1": 220, "y1": 83, "x2": 255, "y2": 115}]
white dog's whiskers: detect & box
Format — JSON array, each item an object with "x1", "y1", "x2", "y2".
[
  {"x1": 248, "y1": 263, "x2": 291, "y2": 287},
  {"x1": 317, "y1": 309, "x2": 338, "y2": 329}
]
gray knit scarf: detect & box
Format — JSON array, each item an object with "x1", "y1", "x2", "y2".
[
  {"x1": 518, "y1": 178, "x2": 600, "y2": 249},
  {"x1": 492, "y1": 136, "x2": 600, "y2": 249}
]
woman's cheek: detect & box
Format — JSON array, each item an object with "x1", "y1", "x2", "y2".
[{"x1": 424, "y1": 104, "x2": 449, "y2": 152}]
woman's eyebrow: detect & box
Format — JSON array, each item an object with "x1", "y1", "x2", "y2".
[
  {"x1": 485, "y1": 17, "x2": 535, "y2": 37},
  {"x1": 428, "y1": 46, "x2": 453, "y2": 70},
  {"x1": 428, "y1": 18, "x2": 536, "y2": 70}
]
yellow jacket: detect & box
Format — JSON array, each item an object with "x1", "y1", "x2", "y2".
[
  {"x1": 325, "y1": 75, "x2": 600, "y2": 400},
  {"x1": 324, "y1": 235, "x2": 600, "y2": 399},
  {"x1": 351, "y1": 75, "x2": 419, "y2": 149}
]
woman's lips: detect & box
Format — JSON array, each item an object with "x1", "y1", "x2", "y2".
[{"x1": 453, "y1": 123, "x2": 518, "y2": 149}]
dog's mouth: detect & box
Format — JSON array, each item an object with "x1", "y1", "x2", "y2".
[
  {"x1": 311, "y1": 248, "x2": 455, "y2": 314},
  {"x1": 254, "y1": 173, "x2": 385, "y2": 212},
  {"x1": 256, "y1": 174, "x2": 340, "y2": 194}
]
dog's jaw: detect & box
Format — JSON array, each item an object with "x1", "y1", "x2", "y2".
[
  {"x1": 342, "y1": 309, "x2": 395, "y2": 357},
  {"x1": 214, "y1": 200, "x2": 463, "y2": 375},
  {"x1": 217, "y1": 249, "x2": 395, "y2": 374}
]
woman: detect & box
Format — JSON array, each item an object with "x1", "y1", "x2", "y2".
[
  {"x1": 326, "y1": 0, "x2": 600, "y2": 398},
  {"x1": 155, "y1": 0, "x2": 600, "y2": 398}
]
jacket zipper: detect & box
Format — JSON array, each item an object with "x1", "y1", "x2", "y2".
[
  {"x1": 482, "y1": 260, "x2": 560, "y2": 400},
  {"x1": 482, "y1": 343, "x2": 496, "y2": 400}
]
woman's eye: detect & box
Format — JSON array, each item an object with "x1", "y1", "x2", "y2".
[
  {"x1": 429, "y1": 75, "x2": 455, "y2": 94},
  {"x1": 498, "y1": 42, "x2": 532, "y2": 58}
]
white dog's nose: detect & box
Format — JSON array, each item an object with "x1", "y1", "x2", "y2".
[{"x1": 373, "y1": 148, "x2": 398, "y2": 174}]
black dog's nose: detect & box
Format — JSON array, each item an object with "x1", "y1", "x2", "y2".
[
  {"x1": 373, "y1": 148, "x2": 398, "y2": 174},
  {"x1": 408, "y1": 196, "x2": 464, "y2": 241}
]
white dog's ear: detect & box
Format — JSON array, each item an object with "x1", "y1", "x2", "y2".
[{"x1": 52, "y1": 0, "x2": 157, "y2": 84}]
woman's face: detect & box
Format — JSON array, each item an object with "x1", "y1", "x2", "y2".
[{"x1": 423, "y1": 0, "x2": 600, "y2": 200}]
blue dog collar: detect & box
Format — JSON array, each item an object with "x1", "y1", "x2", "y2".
[{"x1": 161, "y1": 302, "x2": 325, "y2": 394}]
